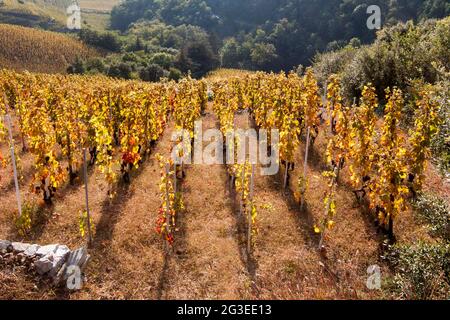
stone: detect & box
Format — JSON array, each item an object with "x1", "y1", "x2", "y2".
[
  {"x1": 54, "y1": 245, "x2": 70, "y2": 258},
  {"x1": 66, "y1": 247, "x2": 90, "y2": 272},
  {"x1": 11, "y1": 242, "x2": 31, "y2": 253},
  {"x1": 36, "y1": 244, "x2": 59, "y2": 257},
  {"x1": 34, "y1": 245, "x2": 70, "y2": 276},
  {"x1": 1, "y1": 240, "x2": 89, "y2": 289},
  {"x1": 54, "y1": 247, "x2": 90, "y2": 286},
  {"x1": 49, "y1": 249, "x2": 70, "y2": 278},
  {"x1": 23, "y1": 244, "x2": 41, "y2": 257},
  {"x1": 0, "y1": 240, "x2": 11, "y2": 253},
  {"x1": 35, "y1": 256, "x2": 54, "y2": 275}
]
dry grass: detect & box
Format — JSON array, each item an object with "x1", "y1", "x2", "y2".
[
  {"x1": 1, "y1": 0, "x2": 69, "y2": 23},
  {"x1": 79, "y1": 0, "x2": 120, "y2": 12},
  {"x1": 0, "y1": 0, "x2": 119, "y2": 31},
  {"x1": 0, "y1": 24, "x2": 98, "y2": 74},
  {"x1": 0, "y1": 102, "x2": 448, "y2": 300}
]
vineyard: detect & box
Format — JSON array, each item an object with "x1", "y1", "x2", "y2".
[
  {"x1": 0, "y1": 68, "x2": 449, "y2": 299},
  {"x1": 0, "y1": 24, "x2": 98, "y2": 74}
]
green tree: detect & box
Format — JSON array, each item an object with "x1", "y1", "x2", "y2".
[{"x1": 250, "y1": 43, "x2": 277, "y2": 70}]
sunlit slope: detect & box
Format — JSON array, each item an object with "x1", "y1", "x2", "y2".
[
  {"x1": 0, "y1": 23, "x2": 98, "y2": 73},
  {"x1": 0, "y1": 0, "x2": 120, "y2": 30}
]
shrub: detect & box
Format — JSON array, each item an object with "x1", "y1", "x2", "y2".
[
  {"x1": 413, "y1": 193, "x2": 450, "y2": 241},
  {"x1": 431, "y1": 74, "x2": 450, "y2": 174},
  {"x1": 139, "y1": 64, "x2": 165, "y2": 82},
  {"x1": 79, "y1": 29, "x2": 122, "y2": 52},
  {"x1": 85, "y1": 57, "x2": 106, "y2": 73},
  {"x1": 150, "y1": 52, "x2": 174, "y2": 69},
  {"x1": 14, "y1": 201, "x2": 48, "y2": 236},
  {"x1": 168, "y1": 67, "x2": 182, "y2": 81},
  {"x1": 386, "y1": 242, "x2": 450, "y2": 300},
  {"x1": 108, "y1": 63, "x2": 132, "y2": 79},
  {"x1": 67, "y1": 56, "x2": 85, "y2": 74}
]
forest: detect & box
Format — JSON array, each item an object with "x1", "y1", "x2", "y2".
[{"x1": 105, "y1": 0, "x2": 450, "y2": 71}]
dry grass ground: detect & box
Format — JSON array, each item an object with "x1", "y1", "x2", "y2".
[
  {"x1": 0, "y1": 98, "x2": 448, "y2": 300},
  {"x1": 159, "y1": 110, "x2": 248, "y2": 299},
  {"x1": 79, "y1": 0, "x2": 120, "y2": 12}
]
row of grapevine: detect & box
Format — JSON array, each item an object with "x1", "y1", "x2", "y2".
[
  {"x1": 156, "y1": 78, "x2": 206, "y2": 247},
  {"x1": 0, "y1": 71, "x2": 168, "y2": 202},
  {"x1": 212, "y1": 78, "x2": 258, "y2": 253},
  {"x1": 0, "y1": 70, "x2": 207, "y2": 244},
  {"x1": 320, "y1": 77, "x2": 440, "y2": 243},
  {"x1": 209, "y1": 70, "x2": 440, "y2": 247},
  {"x1": 212, "y1": 69, "x2": 322, "y2": 207},
  {"x1": 0, "y1": 68, "x2": 440, "y2": 248}
]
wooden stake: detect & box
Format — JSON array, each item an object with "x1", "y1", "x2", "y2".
[
  {"x1": 83, "y1": 148, "x2": 93, "y2": 246},
  {"x1": 240, "y1": 166, "x2": 245, "y2": 217},
  {"x1": 5, "y1": 115, "x2": 22, "y2": 217},
  {"x1": 250, "y1": 165, "x2": 255, "y2": 203},
  {"x1": 248, "y1": 164, "x2": 255, "y2": 254},
  {"x1": 173, "y1": 164, "x2": 177, "y2": 194},
  {"x1": 283, "y1": 161, "x2": 289, "y2": 191},
  {"x1": 300, "y1": 127, "x2": 311, "y2": 211},
  {"x1": 165, "y1": 163, "x2": 171, "y2": 252}
]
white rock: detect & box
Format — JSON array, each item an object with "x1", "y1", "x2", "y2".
[
  {"x1": 49, "y1": 250, "x2": 70, "y2": 277},
  {"x1": 11, "y1": 242, "x2": 31, "y2": 253},
  {"x1": 35, "y1": 257, "x2": 54, "y2": 275},
  {"x1": 54, "y1": 247, "x2": 90, "y2": 287},
  {"x1": 36, "y1": 244, "x2": 59, "y2": 256},
  {"x1": 66, "y1": 247, "x2": 90, "y2": 272},
  {"x1": 24, "y1": 244, "x2": 41, "y2": 257},
  {"x1": 54, "y1": 245, "x2": 70, "y2": 258},
  {"x1": 34, "y1": 244, "x2": 70, "y2": 276},
  {"x1": 0, "y1": 240, "x2": 11, "y2": 252}
]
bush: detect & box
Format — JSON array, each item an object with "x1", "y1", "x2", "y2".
[
  {"x1": 139, "y1": 64, "x2": 165, "y2": 82},
  {"x1": 313, "y1": 18, "x2": 450, "y2": 105},
  {"x1": 431, "y1": 74, "x2": 450, "y2": 174},
  {"x1": 150, "y1": 52, "x2": 174, "y2": 69},
  {"x1": 67, "y1": 56, "x2": 85, "y2": 74},
  {"x1": 14, "y1": 201, "x2": 49, "y2": 237},
  {"x1": 108, "y1": 63, "x2": 132, "y2": 79},
  {"x1": 177, "y1": 39, "x2": 219, "y2": 78},
  {"x1": 413, "y1": 193, "x2": 450, "y2": 241},
  {"x1": 79, "y1": 29, "x2": 122, "y2": 52},
  {"x1": 313, "y1": 46, "x2": 357, "y2": 91},
  {"x1": 85, "y1": 58, "x2": 106, "y2": 73},
  {"x1": 168, "y1": 67, "x2": 182, "y2": 81},
  {"x1": 386, "y1": 242, "x2": 450, "y2": 300}
]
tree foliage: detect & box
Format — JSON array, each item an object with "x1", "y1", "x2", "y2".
[{"x1": 110, "y1": 0, "x2": 450, "y2": 71}]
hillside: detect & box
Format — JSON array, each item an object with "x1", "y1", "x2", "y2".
[
  {"x1": 78, "y1": 0, "x2": 121, "y2": 30},
  {"x1": 79, "y1": 0, "x2": 120, "y2": 11},
  {"x1": 0, "y1": 0, "x2": 71, "y2": 30},
  {"x1": 0, "y1": 23, "x2": 98, "y2": 73},
  {"x1": 109, "y1": 0, "x2": 450, "y2": 71},
  {"x1": 0, "y1": 0, "x2": 120, "y2": 30}
]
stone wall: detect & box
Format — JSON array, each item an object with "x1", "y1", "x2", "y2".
[{"x1": 0, "y1": 240, "x2": 90, "y2": 290}]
